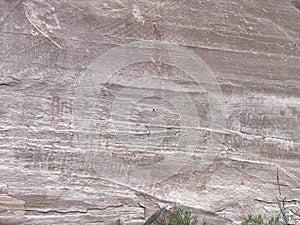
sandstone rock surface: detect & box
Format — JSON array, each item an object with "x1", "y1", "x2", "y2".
[{"x1": 0, "y1": 0, "x2": 299, "y2": 224}]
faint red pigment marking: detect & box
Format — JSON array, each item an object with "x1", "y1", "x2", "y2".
[
  {"x1": 152, "y1": 21, "x2": 162, "y2": 41},
  {"x1": 49, "y1": 96, "x2": 60, "y2": 117},
  {"x1": 61, "y1": 100, "x2": 73, "y2": 114},
  {"x1": 48, "y1": 96, "x2": 73, "y2": 119},
  {"x1": 151, "y1": 21, "x2": 173, "y2": 79}
]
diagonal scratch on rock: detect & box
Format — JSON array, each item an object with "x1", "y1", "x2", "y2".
[
  {"x1": 279, "y1": 167, "x2": 300, "y2": 184},
  {"x1": 62, "y1": 0, "x2": 85, "y2": 12},
  {"x1": 257, "y1": 17, "x2": 299, "y2": 50},
  {"x1": 115, "y1": 0, "x2": 127, "y2": 9},
  {"x1": 23, "y1": 3, "x2": 62, "y2": 49},
  {"x1": 143, "y1": 207, "x2": 166, "y2": 225},
  {"x1": 291, "y1": 0, "x2": 300, "y2": 11}
]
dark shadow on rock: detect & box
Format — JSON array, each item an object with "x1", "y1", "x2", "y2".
[{"x1": 291, "y1": 0, "x2": 300, "y2": 11}]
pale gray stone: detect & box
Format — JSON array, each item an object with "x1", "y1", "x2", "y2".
[{"x1": 0, "y1": 0, "x2": 299, "y2": 224}]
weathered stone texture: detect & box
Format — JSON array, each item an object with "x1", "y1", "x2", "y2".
[{"x1": 0, "y1": 0, "x2": 299, "y2": 224}]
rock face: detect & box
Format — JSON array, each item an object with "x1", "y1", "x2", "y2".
[{"x1": 0, "y1": 0, "x2": 299, "y2": 224}]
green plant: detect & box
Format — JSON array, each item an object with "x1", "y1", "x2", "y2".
[
  {"x1": 242, "y1": 215, "x2": 264, "y2": 225},
  {"x1": 277, "y1": 198, "x2": 299, "y2": 225},
  {"x1": 242, "y1": 199, "x2": 300, "y2": 225},
  {"x1": 243, "y1": 169, "x2": 299, "y2": 225},
  {"x1": 242, "y1": 215, "x2": 280, "y2": 225},
  {"x1": 266, "y1": 216, "x2": 280, "y2": 225},
  {"x1": 165, "y1": 206, "x2": 207, "y2": 225}
]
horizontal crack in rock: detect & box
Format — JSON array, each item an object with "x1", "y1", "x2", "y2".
[{"x1": 24, "y1": 204, "x2": 124, "y2": 215}]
